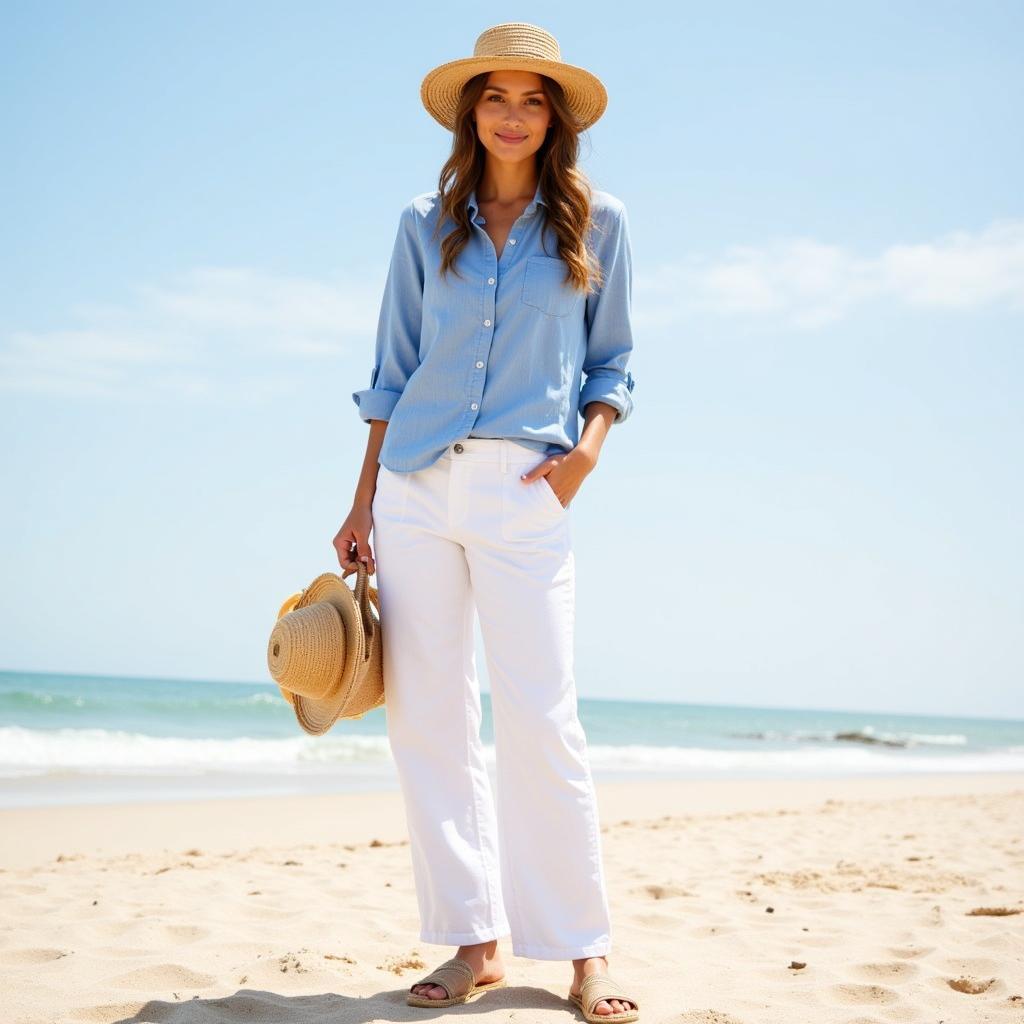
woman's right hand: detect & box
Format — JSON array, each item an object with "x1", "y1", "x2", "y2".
[{"x1": 334, "y1": 503, "x2": 375, "y2": 579}]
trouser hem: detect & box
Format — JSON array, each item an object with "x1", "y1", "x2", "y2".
[
  {"x1": 511, "y1": 939, "x2": 613, "y2": 960},
  {"x1": 419, "y1": 925, "x2": 512, "y2": 945}
]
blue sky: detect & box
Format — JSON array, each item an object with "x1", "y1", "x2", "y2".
[{"x1": 2, "y1": 2, "x2": 1021, "y2": 718}]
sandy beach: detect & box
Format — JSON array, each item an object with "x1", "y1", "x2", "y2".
[{"x1": 2, "y1": 772, "x2": 1022, "y2": 1023}]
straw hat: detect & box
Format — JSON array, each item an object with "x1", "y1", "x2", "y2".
[
  {"x1": 267, "y1": 564, "x2": 384, "y2": 737},
  {"x1": 420, "y1": 22, "x2": 608, "y2": 133}
]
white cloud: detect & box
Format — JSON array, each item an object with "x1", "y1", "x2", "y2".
[
  {"x1": 636, "y1": 218, "x2": 1024, "y2": 330},
  {"x1": 0, "y1": 267, "x2": 380, "y2": 401}
]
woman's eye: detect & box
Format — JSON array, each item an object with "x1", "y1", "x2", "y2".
[{"x1": 485, "y1": 95, "x2": 543, "y2": 104}]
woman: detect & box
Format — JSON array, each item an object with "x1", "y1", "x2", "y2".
[{"x1": 336, "y1": 22, "x2": 639, "y2": 1023}]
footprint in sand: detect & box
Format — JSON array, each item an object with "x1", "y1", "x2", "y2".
[
  {"x1": 948, "y1": 976, "x2": 997, "y2": 994},
  {"x1": 940, "y1": 956, "x2": 1001, "y2": 975},
  {"x1": 89, "y1": 944, "x2": 161, "y2": 959},
  {"x1": 851, "y1": 961, "x2": 919, "y2": 982},
  {"x1": 887, "y1": 944, "x2": 935, "y2": 959},
  {"x1": 691, "y1": 923, "x2": 740, "y2": 938},
  {"x1": 0, "y1": 947, "x2": 72, "y2": 964},
  {"x1": 162, "y1": 923, "x2": 210, "y2": 943},
  {"x1": 978, "y1": 931, "x2": 1024, "y2": 953},
  {"x1": 828, "y1": 982, "x2": 900, "y2": 1006},
  {"x1": 110, "y1": 963, "x2": 215, "y2": 989},
  {"x1": 640, "y1": 883, "x2": 695, "y2": 900},
  {"x1": 634, "y1": 909, "x2": 681, "y2": 930},
  {"x1": 2, "y1": 883, "x2": 48, "y2": 896}
]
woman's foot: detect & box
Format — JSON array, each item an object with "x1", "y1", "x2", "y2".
[
  {"x1": 409, "y1": 939, "x2": 505, "y2": 1001},
  {"x1": 570, "y1": 955, "x2": 637, "y2": 1016}
]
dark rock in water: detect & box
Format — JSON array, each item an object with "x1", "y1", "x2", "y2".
[{"x1": 834, "y1": 730, "x2": 906, "y2": 748}]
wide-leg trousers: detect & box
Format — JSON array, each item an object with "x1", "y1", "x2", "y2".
[{"x1": 370, "y1": 436, "x2": 612, "y2": 960}]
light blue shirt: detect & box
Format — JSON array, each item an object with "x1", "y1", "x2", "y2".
[{"x1": 352, "y1": 181, "x2": 636, "y2": 472}]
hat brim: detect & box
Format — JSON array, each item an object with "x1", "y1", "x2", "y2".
[
  {"x1": 279, "y1": 576, "x2": 364, "y2": 736},
  {"x1": 420, "y1": 55, "x2": 607, "y2": 133}
]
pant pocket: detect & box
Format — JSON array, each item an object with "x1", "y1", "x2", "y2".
[
  {"x1": 538, "y1": 475, "x2": 566, "y2": 513},
  {"x1": 500, "y1": 470, "x2": 567, "y2": 541}
]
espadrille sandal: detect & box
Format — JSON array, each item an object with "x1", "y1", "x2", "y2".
[
  {"x1": 406, "y1": 956, "x2": 507, "y2": 1007},
  {"x1": 568, "y1": 973, "x2": 640, "y2": 1022}
]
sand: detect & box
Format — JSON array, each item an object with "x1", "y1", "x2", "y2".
[{"x1": 1, "y1": 772, "x2": 1022, "y2": 1023}]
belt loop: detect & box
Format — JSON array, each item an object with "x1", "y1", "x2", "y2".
[{"x1": 501, "y1": 440, "x2": 509, "y2": 474}]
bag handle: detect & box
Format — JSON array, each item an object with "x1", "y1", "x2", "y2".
[{"x1": 351, "y1": 560, "x2": 379, "y2": 662}]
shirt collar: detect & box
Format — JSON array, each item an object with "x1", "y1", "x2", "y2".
[{"x1": 467, "y1": 181, "x2": 546, "y2": 220}]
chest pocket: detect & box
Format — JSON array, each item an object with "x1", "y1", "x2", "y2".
[{"x1": 521, "y1": 255, "x2": 581, "y2": 318}]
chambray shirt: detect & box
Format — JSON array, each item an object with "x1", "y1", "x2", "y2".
[{"x1": 351, "y1": 181, "x2": 636, "y2": 472}]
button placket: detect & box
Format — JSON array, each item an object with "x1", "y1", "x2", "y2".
[
  {"x1": 473, "y1": 269, "x2": 494, "y2": 415},
  {"x1": 465, "y1": 206, "x2": 530, "y2": 429},
  {"x1": 467, "y1": 218, "x2": 498, "y2": 426}
]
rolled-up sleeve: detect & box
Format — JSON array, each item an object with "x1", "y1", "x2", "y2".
[
  {"x1": 351, "y1": 201, "x2": 424, "y2": 423},
  {"x1": 579, "y1": 200, "x2": 636, "y2": 424}
]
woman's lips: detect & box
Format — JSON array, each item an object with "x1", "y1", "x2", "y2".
[{"x1": 496, "y1": 132, "x2": 527, "y2": 142}]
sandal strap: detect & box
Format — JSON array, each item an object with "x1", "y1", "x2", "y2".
[
  {"x1": 411, "y1": 957, "x2": 476, "y2": 999},
  {"x1": 579, "y1": 973, "x2": 639, "y2": 1013}
]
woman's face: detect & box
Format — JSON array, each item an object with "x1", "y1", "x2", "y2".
[{"x1": 473, "y1": 69, "x2": 552, "y2": 162}]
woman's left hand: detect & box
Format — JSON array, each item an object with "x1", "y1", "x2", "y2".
[{"x1": 519, "y1": 447, "x2": 596, "y2": 509}]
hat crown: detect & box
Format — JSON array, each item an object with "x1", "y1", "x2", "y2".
[
  {"x1": 268, "y1": 601, "x2": 346, "y2": 700},
  {"x1": 473, "y1": 22, "x2": 561, "y2": 63},
  {"x1": 420, "y1": 22, "x2": 607, "y2": 133},
  {"x1": 268, "y1": 570, "x2": 384, "y2": 736}
]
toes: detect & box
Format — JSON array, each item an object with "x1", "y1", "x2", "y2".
[
  {"x1": 411, "y1": 983, "x2": 447, "y2": 1000},
  {"x1": 594, "y1": 997, "x2": 634, "y2": 1014}
]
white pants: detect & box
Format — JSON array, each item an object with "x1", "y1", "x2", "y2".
[{"x1": 371, "y1": 436, "x2": 612, "y2": 960}]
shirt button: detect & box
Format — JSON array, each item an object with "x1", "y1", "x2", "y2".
[
  {"x1": 509, "y1": 238, "x2": 516, "y2": 245},
  {"x1": 476, "y1": 360, "x2": 484, "y2": 368},
  {"x1": 487, "y1": 277, "x2": 495, "y2": 284},
  {"x1": 484, "y1": 319, "x2": 491, "y2": 326},
  {"x1": 470, "y1": 402, "x2": 478, "y2": 410}
]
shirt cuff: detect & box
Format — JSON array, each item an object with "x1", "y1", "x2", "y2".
[
  {"x1": 352, "y1": 386, "x2": 403, "y2": 423},
  {"x1": 579, "y1": 370, "x2": 635, "y2": 424}
]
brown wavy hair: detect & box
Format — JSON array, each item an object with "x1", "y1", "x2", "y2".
[{"x1": 428, "y1": 72, "x2": 606, "y2": 296}]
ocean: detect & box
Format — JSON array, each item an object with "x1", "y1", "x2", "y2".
[{"x1": 1, "y1": 670, "x2": 1022, "y2": 808}]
